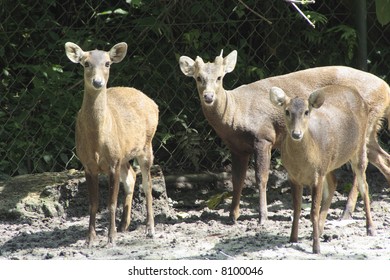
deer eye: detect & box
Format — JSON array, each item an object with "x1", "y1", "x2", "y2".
[
  {"x1": 105, "y1": 61, "x2": 110, "y2": 67},
  {"x1": 196, "y1": 76, "x2": 202, "y2": 83},
  {"x1": 304, "y1": 110, "x2": 309, "y2": 116},
  {"x1": 285, "y1": 110, "x2": 290, "y2": 117},
  {"x1": 84, "y1": 61, "x2": 90, "y2": 68}
]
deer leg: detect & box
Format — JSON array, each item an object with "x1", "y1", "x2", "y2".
[
  {"x1": 107, "y1": 161, "x2": 121, "y2": 246},
  {"x1": 85, "y1": 171, "x2": 99, "y2": 247},
  {"x1": 343, "y1": 126, "x2": 390, "y2": 219},
  {"x1": 311, "y1": 176, "x2": 324, "y2": 254},
  {"x1": 289, "y1": 179, "x2": 303, "y2": 243},
  {"x1": 318, "y1": 172, "x2": 337, "y2": 236},
  {"x1": 352, "y1": 146, "x2": 376, "y2": 236},
  {"x1": 341, "y1": 176, "x2": 359, "y2": 220},
  {"x1": 229, "y1": 152, "x2": 250, "y2": 224},
  {"x1": 119, "y1": 162, "x2": 136, "y2": 232},
  {"x1": 253, "y1": 139, "x2": 273, "y2": 225},
  {"x1": 138, "y1": 146, "x2": 155, "y2": 237},
  {"x1": 366, "y1": 131, "x2": 390, "y2": 184}
]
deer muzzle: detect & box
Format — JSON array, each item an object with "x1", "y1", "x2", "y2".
[
  {"x1": 92, "y1": 78, "x2": 105, "y2": 89},
  {"x1": 291, "y1": 130, "x2": 303, "y2": 141},
  {"x1": 203, "y1": 91, "x2": 215, "y2": 104}
]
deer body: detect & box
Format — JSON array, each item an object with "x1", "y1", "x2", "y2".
[
  {"x1": 65, "y1": 42, "x2": 158, "y2": 246},
  {"x1": 269, "y1": 85, "x2": 374, "y2": 254},
  {"x1": 179, "y1": 51, "x2": 389, "y2": 224}
]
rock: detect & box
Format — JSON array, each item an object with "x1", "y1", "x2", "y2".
[{"x1": 0, "y1": 166, "x2": 173, "y2": 222}]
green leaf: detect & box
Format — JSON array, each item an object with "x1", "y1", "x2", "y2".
[
  {"x1": 114, "y1": 8, "x2": 128, "y2": 15},
  {"x1": 376, "y1": 0, "x2": 390, "y2": 26},
  {"x1": 207, "y1": 192, "x2": 232, "y2": 209}
]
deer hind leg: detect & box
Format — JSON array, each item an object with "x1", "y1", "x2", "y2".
[
  {"x1": 351, "y1": 145, "x2": 376, "y2": 236},
  {"x1": 318, "y1": 172, "x2": 337, "y2": 236},
  {"x1": 119, "y1": 162, "x2": 136, "y2": 232},
  {"x1": 366, "y1": 126, "x2": 390, "y2": 184},
  {"x1": 85, "y1": 171, "x2": 99, "y2": 247},
  {"x1": 138, "y1": 145, "x2": 155, "y2": 237},
  {"x1": 229, "y1": 152, "x2": 250, "y2": 224},
  {"x1": 107, "y1": 160, "x2": 121, "y2": 247},
  {"x1": 340, "y1": 175, "x2": 359, "y2": 220},
  {"x1": 342, "y1": 125, "x2": 389, "y2": 220}
]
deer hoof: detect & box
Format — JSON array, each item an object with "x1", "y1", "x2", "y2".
[
  {"x1": 146, "y1": 227, "x2": 155, "y2": 238},
  {"x1": 367, "y1": 226, "x2": 376, "y2": 236}
]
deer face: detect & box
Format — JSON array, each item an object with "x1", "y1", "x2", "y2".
[
  {"x1": 269, "y1": 87, "x2": 325, "y2": 141},
  {"x1": 65, "y1": 42, "x2": 128, "y2": 91},
  {"x1": 283, "y1": 97, "x2": 310, "y2": 141},
  {"x1": 81, "y1": 50, "x2": 111, "y2": 90},
  {"x1": 179, "y1": 50, "x2": 237, "y2": 106}
]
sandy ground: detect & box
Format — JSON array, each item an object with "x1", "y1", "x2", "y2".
[{"x1": 0, "y1": 165, "x2": 389, "y2": 260}]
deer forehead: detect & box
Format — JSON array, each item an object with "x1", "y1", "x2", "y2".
[
  {"x1": 197, "y1": 62, "x2": 224, "y2": 79},
  {"x1": 83, "y1": 50, "x2": 111, "y2": 65},
  {"x1": 286, "y1": 97, "x2": 309, "y2": 114}
]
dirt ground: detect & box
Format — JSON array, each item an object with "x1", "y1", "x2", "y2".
[{"x1": 0, "y1": 164, "x2": 389, "y2": 260}]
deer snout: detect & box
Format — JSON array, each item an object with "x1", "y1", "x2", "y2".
[
  {"x1": 203, "y1": 91, "x2": 215, "y2": 104},
  {"x1": 92, "y1": 78, "x2": 105, "y2": 89},
  {"x1": 291, "y1": 130, "x2": 303, "y2": 141}
]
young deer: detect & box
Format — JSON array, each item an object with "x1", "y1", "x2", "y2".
[
  {"x1": 65, "y1": 42, "x2": 159, "y2": 246},
  {"x1": 179, "y1": 51, "x2": 389, "y2": 225},
  {"x1": 269, "y1": 85, "x2": 375, "y2": 254}
]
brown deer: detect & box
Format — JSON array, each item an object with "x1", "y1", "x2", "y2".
[
  {"x1": 179, "y1": 50, "x2": 389, "y2": 225},
  {"x1": 269, "y1": 85, "x2": 375, "y2": 254},
  {"x1": 65, "y1": 42, "x2": 159, "y2": 247}
]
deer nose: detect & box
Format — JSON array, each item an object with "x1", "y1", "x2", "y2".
[
  {"x1": 291, "y1": 130, "x2": 303, "y2": 141},
  {"x1": 203, "y1": 91, "x2": 214, "y2": 104},
  {"x1": 92, "y1": 78, "x2": 104, "y2": 89}
]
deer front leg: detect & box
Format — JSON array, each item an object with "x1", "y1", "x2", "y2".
[
  {"x1": 311, "y1": 177, "x2": 324, "y2": 254},
  {"x1": 107, "y1": 161, "x2": 121, "y2": 246},
  {"x1": 119, "y1": 162, "x2": 136, "y2": 232},
  {"x1": 289, "y1": 180, "x2": 303, "y2": 243},
  {"x1": 253, "y1": 139, "x2": 273, "y2": 225},
  {"x1": 229, "y1": 152, "x2": 250, "y2": 224},
  {"x1": 85, "y1": 171, "x2": 99, "y2": 247}
]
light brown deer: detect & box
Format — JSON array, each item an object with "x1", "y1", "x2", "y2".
[
  {"x1": 179, "y1": 50, "x2": 389, "y2": 225},
  {"x1": 65, "y1": 42, "x2": 159, "y2": 247},
  {"x1": 269, "y1": 85, "x2": 375, "y2": 254}
]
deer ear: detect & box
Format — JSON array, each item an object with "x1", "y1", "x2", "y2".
[
  {"x1": 223, "y1": 50, "x2": 237, "y2": 73},
  {"x1": 109, "y1": 42, "x2": 127, "y2": 63},
  {"x1": 179, "y1": 56, "x2": 196, "y2": 77},
  {"x1": 269, "y1": 87, "x2": 287, "y2": 106},
  {"x1": 65, "y1": 42, "x2": 85, "y2": 64},
  {"x1": 309, "y1": 90, "x2": 325, "y2": 109}
]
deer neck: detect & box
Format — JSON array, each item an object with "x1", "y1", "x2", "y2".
[
  {"x1": 283, "y1": 130, "x2": 319, "y2": 168},
  {"x1": 80, "y1": 86, "x2": 110, "y2": 131},
  {"x1": 202, "y1": 88, "x2": 235, "y2": 130}
]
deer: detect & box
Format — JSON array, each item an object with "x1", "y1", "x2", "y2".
[
  {"x1": 269, "y1": 85, "x2": 375, "y2": 254},
  {"x1": 179, "y1": 50, "x2": 390, "y2": 225},
  {"x1": 65, "y1": 42, "x2": 159, "y2": 247}
]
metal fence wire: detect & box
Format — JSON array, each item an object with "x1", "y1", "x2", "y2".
[{"x1": 0, "y1": 0, "x2": 389, "y2": 177}]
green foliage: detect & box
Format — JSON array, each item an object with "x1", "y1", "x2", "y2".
[
  {"x1": 0, "y1": 0, "x2": 388, "y2": 176},
  {"x1": 375, "y1": 0, "x2": 390, "y2": 25}
]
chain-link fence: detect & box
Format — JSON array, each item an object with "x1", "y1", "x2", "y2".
[{"x1": 1, "y1": 0, "x2": 389, "y2": 177}]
